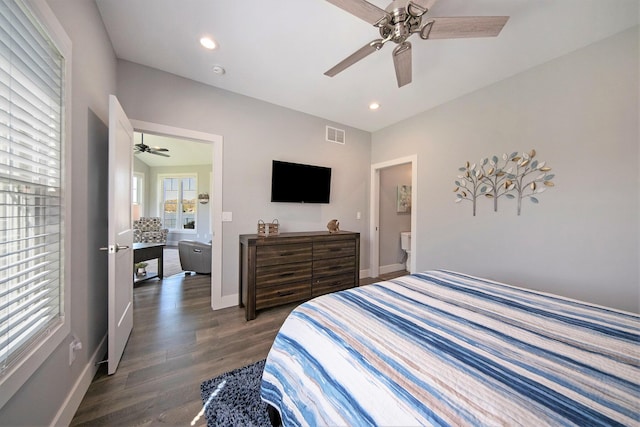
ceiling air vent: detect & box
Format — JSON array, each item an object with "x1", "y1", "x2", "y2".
[{"x1": 326, "y1": 125, "x2": 345, "y2": 145}]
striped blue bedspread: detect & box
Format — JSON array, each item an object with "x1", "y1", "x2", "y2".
[{"x1": 260, "y1": 270, "x2": 640, "y2": 426}]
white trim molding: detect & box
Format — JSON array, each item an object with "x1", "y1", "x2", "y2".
[
  {"x1": 370, "y1": 155, "x2": 418, "y2": 278},
  {"x1": 129, "y1": 120, "x2": 227, "y2": 310},
  {"x1": 0, "y1": 0, "x2": 73, "y2": 410},
  {"x1": 53, "y1": 335, "x2": 107, "y2": 426}
]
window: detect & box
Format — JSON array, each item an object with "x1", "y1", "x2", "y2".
[
  {"x1": 0, "y1": 0, "x2": 71, "y2": 407},
  {"x1": 132, "y1": 172, "x2": 143, "y2": 220},
  {"x1": 161, "y1": 175, "x2": 197, "y2": 230}
]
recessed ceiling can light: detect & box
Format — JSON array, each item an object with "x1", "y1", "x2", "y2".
[
  {"x1": 212, "y1": 65, "x2": 225, "y2": 75},
  {"x1": 200, "y1": 37, "x2": 217, "y2": 50},
  {"x1": 369, "y1": 102, "x2": 380, "y2": 110}
]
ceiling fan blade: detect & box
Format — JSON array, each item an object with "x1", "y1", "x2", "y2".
[
  {"x1": 326, "y1": 0, "x2": 388, "y2": 25},
  {"x1": 393, "y1": 41, "x2": 412, "y2": 88},
  {"x1": 149, "y1": 151, "x2": 170, "y2": 157},
  {"x1": 151, "y1": 147, "x2": 169, "y2": 152},
  {"x1": 424, "y1": 16, "x2": 509, "y2": 39},
  {"x1": 325, "y1": 39, "x2": 384, "y2": 77},
  {"x1": 408, "y1": 0, "x2": 438, "y2": 14}
]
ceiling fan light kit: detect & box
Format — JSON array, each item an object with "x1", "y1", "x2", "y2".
[{"x1": 324, "y1": 0, "x2": 509, "y2": 87}]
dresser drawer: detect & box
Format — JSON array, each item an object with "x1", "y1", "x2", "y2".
[
  {"x1": 256, "y1": 282, "x2": 311, "y2": 310},
  {"x1": 256, "y1": 243, "x2": 312, "y2": 267},
  {"x1": 313, "y1": 240, "x2": 355, "y2": 260},
  {"x1": 240, "y1": 231, "x2": 359, "y2": 320},
  {"x1": 313, "y1": 273, "x2": 356, "y2": 297},
  {"x1": 256, "y1": 261, "x2": 312, "y2": 287},
  {"x1": 313, "y1": 256, "x2": 355, "y2": 278}
]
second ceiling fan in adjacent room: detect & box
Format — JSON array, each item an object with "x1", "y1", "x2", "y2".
[{"x1": 134, "y1": 134, "x2": 170, "y2": 157}]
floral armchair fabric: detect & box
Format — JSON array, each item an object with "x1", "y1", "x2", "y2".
[{"x1": 133, "y1": 217, "x2": 168, "y2": 243}]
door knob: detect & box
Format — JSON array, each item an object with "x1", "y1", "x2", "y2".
[{"x1": 99, "y1": 244, "x2": 130, "y2": 253}]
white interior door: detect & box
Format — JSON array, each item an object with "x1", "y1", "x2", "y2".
[{"x1": 107, "y1": 95, "x2": 134, "y2": 375}]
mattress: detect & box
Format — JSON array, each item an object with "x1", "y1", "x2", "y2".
[{"x1": 260, "y1": 270, "x2": 639, "y2": 426}]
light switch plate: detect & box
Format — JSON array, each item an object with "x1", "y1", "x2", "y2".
[{"x1": 222, "y1": 211, "x2": 232, "y2": 222}]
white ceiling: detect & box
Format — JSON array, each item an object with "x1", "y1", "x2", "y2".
[
  {"x1": 134, "y1": 133, "x2": 213, "y2": 167},
  {"x1": 96, "y1": 0, "x2": 639, "y2": 132}
]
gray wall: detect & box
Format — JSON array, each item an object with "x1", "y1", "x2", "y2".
[
  {"x1": 372, "y1": 27, "x2": 639, "y2": 312},
  {"x1": 115, "y1": 60, "x2": 372, "y2": 296},
  {"x1": 379, "y1": 163, "x2": 412, "y2": 269},
  {"x1": 0, "y1": 0, "x2": 116, "y2": 424}
]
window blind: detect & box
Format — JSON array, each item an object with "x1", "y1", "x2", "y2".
[{"x1": 0, "y1": 0, "x2": 64, "y2": 372}]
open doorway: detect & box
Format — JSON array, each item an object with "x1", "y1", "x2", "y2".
[
  {"x1": 132, "y1": 131, "x2": 213, "y2": 280},
  {"x1": 130, "y1": 120, "x2": 227, "y2": 310},
  {"x1": 369, "y1": 155, "x2": 418, "y2": 278},
  {"x1": 378, "y1": 163, "x2": 412, "y2": 275},
  {"x1": 132, "y1": 133, "x2": 213, "y2": 244}
]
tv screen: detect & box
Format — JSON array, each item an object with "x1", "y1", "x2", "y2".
[{"x1": 271, "y1": 160, "x2": 332, "y2": 203}]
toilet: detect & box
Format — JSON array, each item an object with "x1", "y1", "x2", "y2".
[{"x1": 400, "y1": 231, "x2": 411, "y2": 271}]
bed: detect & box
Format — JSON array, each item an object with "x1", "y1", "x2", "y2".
[{"x1": 260, "y1": 270, "x2": 639, "y2": 426}]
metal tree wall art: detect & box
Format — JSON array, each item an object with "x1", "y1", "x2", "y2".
[
  {"x1": 507, "y1": 149, "x2": 555, "y2": 215},
  {"x1": 454, "y1": 161, "x2": 488, "y2": 216},
  {"x1": 480, "y1": 154, "x2": 513, "y2": 212},
  {"x1": 454, "y1": 149, "x2": 555, "y2": 216}
]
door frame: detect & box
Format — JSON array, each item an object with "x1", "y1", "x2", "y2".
[
  {"x1": 369, "y1": 155, "x2": 418, "y2": 277},
  {"x1": 130, "y1": 120, "x2": 229, "y2": 309}
]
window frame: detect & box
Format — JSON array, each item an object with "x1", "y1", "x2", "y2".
[
  {"x1": 0, "y1": 0, "x2": 72, "y2": 409},
  {"x1": 132, "y1": 172, "x2": 144, "y2": 219},
  {"x1": 158, "y1": 173, "x2": 198, "y2": 233}
]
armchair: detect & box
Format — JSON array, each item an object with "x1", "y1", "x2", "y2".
[
  {"x1": 133, "y1": 217, "x2": 168, "y2": 243},
  {"x1": 178, "y1": 240, "x2": 212, "y2": 274}
]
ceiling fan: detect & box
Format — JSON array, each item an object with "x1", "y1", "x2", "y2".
[
  {"x1": 134, "y1": 134, "x2": 170, "y2": 157},
  {"x1": 324, "y1": 0, "x2": 509, "y2": 87}
]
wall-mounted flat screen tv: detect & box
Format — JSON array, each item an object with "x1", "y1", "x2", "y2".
[{"x1": 271, "y1": 160, "x2": 332, "y2": 203}]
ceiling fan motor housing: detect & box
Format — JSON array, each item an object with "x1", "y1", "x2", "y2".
[{"x1": 380, "y1": 1, "x2": 426, "y2": 44}]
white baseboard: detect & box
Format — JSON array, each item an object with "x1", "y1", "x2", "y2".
[
  {"x1": 360, "y1": 265, "x2": 406, "y2": 279},
  {"x1": 379, "y1": 263, "x2": 406, "y2": 275},
  {"x1": 53, "y1": 334, "x2": 107, "y2": 426}
]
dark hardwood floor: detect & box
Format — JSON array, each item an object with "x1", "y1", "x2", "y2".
[{"x1": 70, "y1": 270, "x2": 407, "y2": 426}]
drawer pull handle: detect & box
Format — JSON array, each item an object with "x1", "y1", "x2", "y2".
[
  {"x1": 280, "y1": 252, "x2": 293, "y2": 256},
  {"x1": 280, "y1": 272, "x2": 295, "y2": 277},
  {"x1": 278, "y1": 291, "x2": 295, "y2": 297},
  {"x1": 330, "y1": 248, "x2": 343, "y2": 252}
]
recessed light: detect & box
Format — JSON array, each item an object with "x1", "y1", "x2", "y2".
[
  {"x1": 369, "y1": 102, "x2": 380, "y2": 110},
  {"x1": 200, "y1": 37, "x2": 217, "y2": 50},
  {"x1": 212, "y1": 65, "x2": 225, "y2": 75}
]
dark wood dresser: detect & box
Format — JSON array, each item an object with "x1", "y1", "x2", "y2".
[{"x1": 239, "y1": 231, "x2": 360, "y2": 320}]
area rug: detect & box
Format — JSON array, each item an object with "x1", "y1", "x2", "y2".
[
  {"x1": 161, "y1": 247, "x2": 183, "y2": 277},
  {"x1": 200, "y1": 359, "x2": 271, "y2": 427}
]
